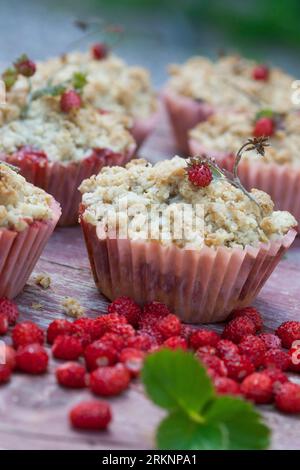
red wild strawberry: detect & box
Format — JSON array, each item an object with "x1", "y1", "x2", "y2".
[
  {"x1": 157, "y1": 314, "x2": 181, "y2": 339},
  {"x1": 259, "y1": 333, "x2": 281, "y2": 350},
  {"x1": 180, "y1": 325, "x2": 194, "y2": 341},
  {"x1": 288, "y1": 344, "x2": 300, "y2": 372},
  {"x1": 12, "y1": 146, "x2": 48, "y2": 166},
  {"x1": 14, "y1": 54, "x2": 36, "y2": 77},
  {"x1": 222, "y1": 316, "x2": 256, "y2": 344},
  {"x1": 0, "y1": 364, "x2": 11, "y2": 384},
  {"x1": 71, "y1": 324, "x2": 92, "y2": 349},
  {"x1": 224, "y1": 353, "x2": 255, "y2": 382},
  {"x1": 56, "y1": 362, "x2": 87, "y2": 388},
  {"x1": 52, "y1": 335, "x2": 83, "y2": 360},
  {"x1": 163, "y1": 336, "x2": 187, "y2": 350},
  {"x1": 107, "y1": 323, "x2": 136, "y2": 339},
  {"x1": 0, "y1": 314, "x2": 8, "y2": 335},
  {"x1": 60, "y1": 90, "x2": 82, "y2": 113},
  {"x1": 238, "y1": 334, "x2": 267, "y2": 367},
  {"x1": 241, "y1": 372, "x2": 273, "y2": 404},
  {"x1": 253, "y1": 117, "x2": 274, "y2": 138},
  {"x1": 73, "y1": 317, "x2": 95, "y2": 334},
  {"x1": 263, "y1": 348, "x2": 290, "y2": 371},
  {"x1": 91, "y1": 43, "x2": 108, "y2": 60},
  {"x1": 230, "y1": 306, "x2": 263, "y2": 332},
  {"x1": 126, "y1": 333, "x2": 155, "y2": 351},
  {"x1": 12, "y1": 321, "x2": 44, "y2": 348},
  {"x1": 90, "y1": 364, "x2": 131, "y2": 396},
  {"x1": 252, "y1": 64, "x2": 269, "y2": 81},
  {"x1": 101, "y1": 332, "x2": 125, "y2": 352},
  {"x1": 139, "y1": 302, "x2": 171, "y2": 329},
  {"x1": 119, "y1": 348, "x2": 145, "y2": 377},
  {"x1": 216, "y1": 339, "x2": 239, "y2": 359},
  {"x1": 108, "y1": 296, "x2": 141, "y2": 327},
  {"x1": 0, "y1": 298, "x2": 19, "y2": 325},
  {"x1": 276, "y1": 321, "x2": 300, "y2": 349},
  {"x1": 213, "y1": 376, "x2": 241, "y2": 396},
  {"x1": 196, "y1": 346, "x2": 217, "y2": 356},
  {"x1": 196, "y1": 352, "x2": 228, "y2": 377},
  {"x1": 84, "y1": 340, "x2": 118, "y2": 371},
  {"x1": 189, "y1": 329, "x2": 220, "y2": 350},
  {"x1": 187, "y1": 160, "x2": 213, "y2": 188},
  {"x1": 47, "y1": 319, "x2": 74, "y2": 344},
  {"x1": 70, "y1": 400, "x2": 112, "y2": 430},
  {"x1": 275, "y1": 382, "x2": 300, "y2": 413},
  {"x1": 3, "y1": 345, "x2": 16, "y2": 370},
  {"x1": 263, "y1": 368, "x2": 288, "y2": 392},
  {"x1": 16, "y1": 343, "x2": 48, "y2": 374}
]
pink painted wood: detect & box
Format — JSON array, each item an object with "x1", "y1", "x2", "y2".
[{"x1": 0, "y1": 108, "x2": 299, "y2": 450}]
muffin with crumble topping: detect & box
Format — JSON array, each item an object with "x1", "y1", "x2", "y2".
[
  {"x1": 0, "y1": 162, "x2": 60, "y2": 298},
  {"x1": 0, "y1": 93, "x2": 136, "y2": 226},
  {"x1": 164, "y1": 55, "x2": 295, "y2": 153},
  {"x1": 79, "y1": 152, "x2": 296, "y2": 323}
]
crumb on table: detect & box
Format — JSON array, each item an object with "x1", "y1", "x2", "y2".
[
  {"x1": 35, "y1": 273, "x2": 51, "y2": 289},
  {"x1": 61, "y1": 297, "x2": 85, "y2": 318},
  {"x1": 31, "y1": 302, "x2": 43, "y2": 311}
]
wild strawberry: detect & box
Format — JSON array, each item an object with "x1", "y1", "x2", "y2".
[
  {"x1": 187, "y1": 161, "x2": 212, "y2": 188},
  {"x1": 119, "y1": 348, "x2": 145, "y2": 377},
  {"x1": 163, "y1": 336, "x2": 187, "y2": 350},
  {"x1": 140, "y1": 326, "x2": 164, "y2": 345},
  {"x1": 263, "y1": 368, "x2": 288, "y2": 392},
  {"x1": 108, "y1": 296, "x2": 141, "y2": 327},
  {"x1": 259, "y1": 333, "x2": 281, "y2": 350},
  {"x1": 275, "y1": 382, "x2": 300, "y2": 413},
  {"x1": 139, "y1": 301, "x2": 170, "y2": 329},
  {"x1": 70, "y1": 400, "x2": 112, "y2": 430},
  {"x1": 288, "y1": 344, "x2": 300, "y2": 372},
  {"x1": 14, "y1": 54, "x2": 36, "y2": 77},
  {"x1": 126, "y1": 332, "x2": 155, "y2": 351},
  {"x1": 238, "y1": 334, "x2": 267, "y2": 367},
  {"x1": 0, "y1": 364, "x2": 11, "y2": 384},
  {"x1": 263, "y1": 348, "x2": 290, "y2": 371},
  {"x1": 107, "y1": 323, "x2": 135, "y2": 339},
  {"x1": 253, "y1": 117, "x2": 274, "y2": 137},
  {"x1": 90, "y1": 364, "x2": 130, "y2": 396},
  {"x1": 12, "y1": 321, "x2": 44, "y2": 348},
  {"x1": 71, "y1": 324, "x2": 92, "y2": 349},
  {"x1": 73, "y1": 317, "x2": 95, "y2": 334},
  {"x1": 180, "y1": 325, "x2": 194, "y2": 341},
  {"x1": 216, "y1": 339, "x2": 239, "y2": 358},
  {"x1": 47, "y1": 319, "x2": 74, "y2": 344},
  {"x1": 157, "y1": 314, "x2": 181, "y2": 339},
  {"x1": 101, "y1": 332, "x2": 125, "y2": 352},
  {"x1": 230, "y1": 306, "x2": 263, "y2": 332},
  {"x1": 13, "y1": 146, "x2": 48, "y2": 166},
  {"x1": 196, "y1": 345, "x2": 217, "y2": 356},
  {"x1": 196, "y1": 352, "x2": 228, "y2": 377},
  {"x1": 276, "y1": 321, "x2": 300, "y2": 348},
  {"x1": 60, "y1": 90, "x2": 82, "y2": 113},
  {"x1": 91, "y1": 43, "x2": 108, "y2": 60},
  {"x1": 222, "y1": 316, "x2": 256, "y2": 343},
  {"x1": 189, "y1": 329, "x2": 220, "y2": 350},
  {"x1": 213, "y1": 376, "x2": 241, "y2": 396},
  {"x1": 16, "y1": 343, "x2": 48, "y2": 374},
  {"x1": 0, "y1": 298, "x2": 19, "y2": 325},
  {"x1": 252, "y1": 64, "x2": 269, "y2": 81},
  {"x1": 3, "y1": 344, "x2": 16, "y2": 370},
  {"x1": 100, "y1": 313, "x2": 128, "y2": 331},
  {"x1": 56, "y1": 362, "x2": 87, "y2": 388},
  {"x1": 84, "y1": 340, "x2": 118, "y2": 371},
  {"x1": 52, "y1": 335, "x2": 83, "y2": 360},
  {"x1": 224, "y1": 353, "x2": 255, "y2": 382},
  {"x1": 0, "y1": 314, "x2": 8, "y2": 335},
  {"x1": 241, "y1": 372, "x2": 273, "y2": 404}
]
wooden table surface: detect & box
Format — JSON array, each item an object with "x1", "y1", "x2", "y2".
[{"x1": 1, "y1": 107, "x2": 300, "y2": 450}]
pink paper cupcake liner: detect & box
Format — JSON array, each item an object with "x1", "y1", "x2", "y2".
[
  {"x1": 0, "y1": 199, "x2": 61, "y2": 299},
  {"x1": 4, "y1": 146, "x2": 135, "y2": 227},
  {"x1": 80, "y1": 209, "x2": 296, "y2": 323},
  {"x1": 131, "y1": 113, "x2": 158, "y2": 149},
  {"x1": 189, "y1": 138, "x2": 300, "y2": 230},
  {"x1": 162, "y1": 88, "x2": 214, "y2": 154}
]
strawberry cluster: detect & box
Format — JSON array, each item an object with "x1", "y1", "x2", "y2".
[{"x1": 1, "y1": 297, "x2": 300, "y2": 431}]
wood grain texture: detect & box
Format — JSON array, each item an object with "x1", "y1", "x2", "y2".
[{"x1": 1, "y1": 108, "x2": 300, "y2": 450}]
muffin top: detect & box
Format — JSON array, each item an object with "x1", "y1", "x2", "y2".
[
  {"x1": 0, "y1": 163, "x2": 53, "y2": 231},
  {"x1": 79, "y1": 156, "x2": 296, "y2": 250},
  {"x1": 0, "y1": 96, "x2": 135, "y2": 163},
  {"x1": 167, "y1": 55, "x2": 294, "y2": 113},
  {"x1": 190, "y1": 111, "x2": 300, "y2": 167}
]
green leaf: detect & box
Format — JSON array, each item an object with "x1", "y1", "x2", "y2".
[
  {"x1": 72, "y1": 72, "x2": 87, "y2": 91},
  {"x1": 141, "y1": 349, "x2": 214, "y2": 415},
  {"x1": 31, "y1": 84, "x2": 66, "y2": 100},
  {"x1": 203, "y1": 396, "x2": 270, "y2": 450},
  {"x1": 156, "y1": 410, "x2": 227, "y2": 450},
  {"x1": 255, "y1": 108, "x2": 274, "y2": 120}
]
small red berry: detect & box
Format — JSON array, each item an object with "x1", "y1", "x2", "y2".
[
  {"x1": 119, "y1": 348, "x2": 145, "y2": 377},
  {"x1": 238, "y1": 334, "x2": 267, "y2": 367},
  {"x1": 196, "y1": 345, "x2": 217, "y2": 356},
  {"x1": 230, "y1": 307, "x2": 263, "y2": 332},
  {"x1": 12, "y1": 321, "x2": 44, "y2": 348},
  {"x1": 108, "y1": 296, "x2": 141, "y2": 327},
  {"x1": 0, "y1": 314, "x2": 8, "y2": 335},
  {"x1": 47, "y1": 319, "x2": 74, "y2": 344},
  {"x1": 189, "y1": 329, "x2": 220, "y2": 350},
  {"x1": 180, "y1": 325, "x2": 194, "y2": 341},
  {"x1": 14, "y1": 55, "x2": 36, "y2": 77},
  {"x1": 3, "y1": 344, "x2": 16, "y2": 370},
  {"x1": 0, "y1": 364, "x2": 11, "y2": 384},
  {"x1": 213, "y1": 376, "x2": 241, "y2": 396},
  {"x1": 70, "y1": 400, "x2": 112, "y2": 430},
  {"x1": 276, "y1": 321, "x2": 300, "y2": 349},
  {"x1": 222, "y1": 316, "x2": 256, "y2": 344},
  {"x1": 252, "y1": 64, "x2": 269, "y2": 81},
  {"x1": 163, "y1": 336, "x2": 187, "y2": 350},
  {"x1": 216, "y1": 339, "x2": 239, "y2": 359},
  {"x1": 84, "y1": 340, "x2": 118, "y2": 371},
  {"x1": 224, "y1": 353, "x2": 255, "y2": 382},
  {"x1": 259, "y1": 333, "x2": 281, "y2": 350},
  {"x1": 56, "y1": 362, "x2": 87, "y2": 388},
  {"x1": 275, "y1": 382, "x2": 300, "y2": 413},
  {"x1": 126, "y1": 333, "x2": 154, "y2": 351},
  {"x1": 140, "y1": 302, "x2": 171, "y2": 329},
  {"x1": 196, "y1": 352, "x2": 228, "y2": 377},
  {"x1": 90, "y1": 364, "x2": 130, "y2": 396},
  {"x1": 288, "y1": 345, "x2": 300, "y2": 372},
  {"x1": 14, "y1": 146, "x2": 48, "y2": 166},
  {"x1": 52, "y1": 335, "x2": 83, "y2": 360},
  {"x1": 157, "y1": 314, "x2": 181, "y2": 339},
  {"x1": 263, "y1": 368, "x2": 288, "y2": 392},
  {"x1": 60, "y1": 90, "x2": 82, "y2": 113},
  {"x1": 263, "y1": 348, "x2": 290, "y2": 371},
  {"x1": 0, "y1": 298, "x2": 19, "y2": 325},
  {"x1": 91, "y1": 43, "x2": 108, "y2": 60},
  {"x1": 241, "y1": 372, "x2": 273, "y2": 404},
  {"x1": 187, "y1": 161, "x2": 213, "y2": 188},
  {"x1": 253, "y1": 117, "x2": 274, "y2": 137},
  {"x1": 107, "y1": 323, "x2": 136, "y2": 339},
  {"x1": 101, "y1": 332, "x2": 125, "y2": 352},
  {"x1": 16, "y1": 343, "x2": 48, "y2": 374}
]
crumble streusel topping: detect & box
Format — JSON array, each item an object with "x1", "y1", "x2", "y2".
[
  {"x1": 167, "y1": 55, "x2": 294, "y2": 113},
  {"x1": 0, "y1": 162, "x2": 53, "y2": 231},
  {"x1": 0, "y1": 96, "x2": 135, "y2": 162},
  {"x1": 61, "y1": 297, "x2": 85, "y2": 318},
  {"x1": 79, "y1": 156, "x2": 296, "y2": 249},
  {"x1": 190, "y1": 111, "x2": 300, "y2": 167}
]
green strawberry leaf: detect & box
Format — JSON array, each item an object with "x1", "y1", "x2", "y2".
[
  {"x1": 255, "y1": 108, "x2": 274, "y2": 120},
  {"x1": 141, "y1": 349, "x2": 214, "y2": 415},
  {"x1": 72, "y1": 72, "x2": 87, "y2": 92},
  {"x1": 31, "y1": 84, "x2": 66, "y2": 100}
]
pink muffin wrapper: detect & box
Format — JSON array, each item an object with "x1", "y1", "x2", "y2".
[
  {"x1": 0, "y1": 199, "x2": 61, "y2": 299},
  {"x1": 162, "y1": 88, "x2": 214, "y2": 154},
  {"x1": 189, "y1": 138, "x2": 300, "y2": 230},
  {"x1": 131, "y1": 112, "x2": 158, "y2": 149},
  {"x1": 5, "y1": 146, "x2": 135, "y2": 227},
  {"x1": 80, "y1": 210, "x2": 296, "y2": 323}
]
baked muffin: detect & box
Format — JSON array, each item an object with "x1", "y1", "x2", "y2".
[
  {"x1": 79, "y1": 154, "x2": 296, "y2": 323},
  {"x1": 164, "y1": 55, "x2": 295, "y2": 153},
  {"x1": 0, "y1": 162, "x2": 60, "y2": 298},
  {"x1": 0, "y1": 94, "x2": 136, "y2": 226},
  {"x1": 189, "y1": 110, "x2": 300, "y2": 226}
]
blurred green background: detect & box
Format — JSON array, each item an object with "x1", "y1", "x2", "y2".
[{"x1": 1, "y1": 0, "x2": 300, "y2": 86}]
